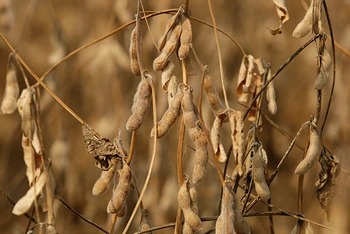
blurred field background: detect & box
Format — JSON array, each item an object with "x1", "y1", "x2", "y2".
[{"x1": 0, "y1": 0, "x2": 349, "y2": 233}]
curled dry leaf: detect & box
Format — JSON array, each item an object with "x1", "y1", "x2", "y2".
[
  {"x1": 236, "y1": 56, "x2": 264, "y2": 123},
  {"x1": 12, "y1": 172, "x2": 46, "y2": 215},
  {"x1": 107, "y1": 163, "x2": 132, "y2": 214},
  {"x1": 270, "y1": 0, "x2": 289, "y2": 35},
  {"x1": 1, "y1": 53, "x2": 19, "y2": 114},
  {"x1": 314, "y1": 48, "x2": 332, "y2": 90},
  {"x1": 126, "y1": 74, "x2": 152, "y2": 131},
  {"x1": 161, "y1": 61, "x2": 175, "y2": 91},
  {"x1": 228, "y1": 109, "x2": 245, "y2": 176},
  {"x1": 295, "y1": 123, "x2": 322, "y2": 175},
  {"x1": 17, "y1": 88, "x2": 34, "y2": 138},
  {"x1": 210, "y1": 113, "x2": 227, "y2": 163},
  {"x1": 167, "y1": 75, "x2": 178, "y2": 106},
  {"x1": 203, "y1": 67, "x2": 226, "y2": 116},
  {"x1": 252, "y1": 144, "x2": 270, "y2": 202},
  {"x1": 82, "y1": 123, "x2": 122, "y2": 170},
  {"x1": 315, "y1": 148, "x2": 340, "y2": 220}
]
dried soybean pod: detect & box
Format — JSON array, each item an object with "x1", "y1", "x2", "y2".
[
  {"x1": 314, "y1": 48, "x2": 331, "y2": 90},
  {"x1": 126, "y1": 75, "x2": 152, "y2": 131},
  {"x1": 203, "y1": 68, "x2": 226, "y2": 116},
  {"x1": 216, "y1": 181, "x2": 235, "y2": 234},
  {"x1": 1, "y1": 53, "x2": 19, "y2": 114},
  {"x1": 138, "y1": 209, "x2": 152, "y2": 233},
  {"x1": 295, "y1": 123, "x2": 322, "y2": 174},
  {"x1": 177, "y1": 177, "x2": 202, "y2": 232},
  {"x1": 231, "y1": 183, "x2": 251, "y2": 234},
  {"x1": 292, "y1": 0, "x2": 314, "y2": 38},
  {"x1": 252, "y1": 144, "x2": 270, "y2": 202},
  {"x1": 129, "y1": 24, "x2": 141, "y2": 76},
  {"x1": 117, "y1": 203, "x2": 127, "y2": 217},
  {"x1": 157, "y1": 5, "x2": 183, "y2": 51},
  {"x1": 178, "y1": 14, "x2": 192, "y2": 60},
  {"x1": 92, "y1": 164, "x2": 116, "y2": 196},
  {"x1": 107, "y1": 163, "x2": 132, "y2": 214},
  {"x1": 153, "y1": 24, "x2": 182, "y2": 71},
  {"x1": 151, "y1": 87, "x2": 183, "y2": 138},
  {"x1": 192, "y1": 135, "x2": 208, "y2": 185},
  {"x1": 266, "y1": 69, "x2": 277, "y2": 114},
  {"x1": 181, "y1": 84, "x2": 199, "y2": 131}
]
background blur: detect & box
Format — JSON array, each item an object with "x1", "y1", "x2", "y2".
[{"x1": 0, "y1": 0, "x2": 349, "y2": 233}]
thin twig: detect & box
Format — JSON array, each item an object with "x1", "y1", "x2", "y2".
[
  {"x1": 0, "y1": 188, "x2": 38, "y2": 224},
  {"x1": 320, "y1": 0, "x2": 336, "y2": 134},
  {"x1": 207, "y1": 0, "x2": 230, "y2": 110},
  {"x1": 54, "y1": 195, "x2": 108, "y2": 233}
]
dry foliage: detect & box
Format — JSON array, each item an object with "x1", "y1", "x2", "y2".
[{"x1": 0, "y1": 1, "x2": 349, "y2": 234}]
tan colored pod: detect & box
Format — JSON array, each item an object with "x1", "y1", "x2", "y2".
[
  {"x1": 203, "y1": 69, "x2": 226, "y2": 116},
  {"x1": 92, "y1": 164, "x2": 116, "y2": 196},
  {"x1": 126, "y1": 76, "x2": 152, "y2": 131},
  {"x1": 266, "y1": 69, "x2": 277, "y2": 114},
  {"x1": 153, "y1": 24, "x2": 182, "y2": 71},
  {"x1": 216, "y1": 181, "x2": 235, "y2": 234},
  {"x1": 17, "y1": 88, "x2": 35, "y2": 138},
  {"x1": 107, "y1": 163, "x2": 132, "y2": 214},
  {"x1": 138, "y1": 209, "x2": 152, "y2": 233},
  {"x1": 252, "y1": 145, "x2": 270, "y2": 202},
  {"x1": 295, "y1": 123, "x2": 322, "y2": 174},
  {"x1": 129, "y1": 25, "x2": 141, "y2": 76},
  {"x1": 177, "y1": 177, "x2": 202, "y2": 232},
  {"x1": 151, "y1": 87, "x2": 183, "y2": 138},
  {"x1": 157, "y1": 5, "x2": 183, "y2": 51},
  {"x1": 1, "y1": 53, "x2": 19, "y2": 114},
  {"x1": 292, "y1": 0, "x2": 314, "y2": 38},
  {"x1": 314, "y1": 48, "x2": 331, "y2": 90},
  {"x1": 178, "y1": 15, "x2": 192, "y2": 60},
  {"x1": 192, "y1": 136, "x2": 208, "y2": 185}
]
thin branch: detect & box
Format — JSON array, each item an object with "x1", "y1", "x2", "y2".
[
  {"x1": 54, "y1": 195, "x2": 108, "y2": 233},
  {"x1": 320, "y1": 0, "x2": 336, "y2": 134},
  {"x1": 207, "y1": 0, "x2": 230, "y2": 109}
]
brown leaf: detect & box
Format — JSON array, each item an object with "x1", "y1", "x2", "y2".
[
  {"x1": 82, "y1": 123, "x2": 123, "y2": 170},
  {"x1": 315, "y1": 148, "x2": 340, "y2": 220}
]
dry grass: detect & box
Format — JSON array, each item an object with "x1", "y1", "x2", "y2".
[{"x1": 0, "y1": 0, "x2": 349, "y2": 233}]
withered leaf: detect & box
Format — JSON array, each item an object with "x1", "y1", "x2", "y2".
[
  {"x1": 315, "y1": 148, "x2": 340, "y2": 220},
  {"x1": 82, "y1": 123, "x2": 123, "y2": 170}
]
